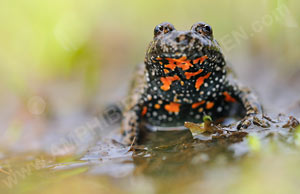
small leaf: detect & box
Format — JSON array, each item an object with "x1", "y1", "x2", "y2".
[
  {"x1": 203, "y1": 115, "x2": 212, "y2": 122},
  {"x1": 184, "y1": 122, "x2": 206, "y2": 136}
]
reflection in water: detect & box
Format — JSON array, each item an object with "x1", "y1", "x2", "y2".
[{"x1": 0, "y1": 114, "x2": 299, "y2": 194}]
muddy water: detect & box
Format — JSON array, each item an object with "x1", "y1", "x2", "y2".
[{"x1": 0, "y1": 112, "x2": 299, "y2": 194}]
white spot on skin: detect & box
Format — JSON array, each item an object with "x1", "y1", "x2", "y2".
[
  {"x1": 217, "y1": 107, "x2": 223, "y2": 112},
  {"x1": 183, "y1": 98, "x2": 191, "y2": 103},
  {"x1": 152, "y1": 111, "x2": 157, "y2": 116},
  {"x1": 195, "y1": 114, "x2": 201, "y2": 119}
]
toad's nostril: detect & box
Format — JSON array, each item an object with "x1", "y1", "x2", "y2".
[
  {"x1": 185, "y1": 32, "x2": 192, "y2": 36},
  {"x1": 177, "y1": 35, "x2": 186, "y2": 42}
]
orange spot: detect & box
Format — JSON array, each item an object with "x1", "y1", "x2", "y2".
[
  {"x1": 163, "y1": 69, "x2": 169, "y2": 74},
  {"x1": 141, "y1": 106, "x2": 147, "y2": 116},
  {"x1": 206, "y1": 102, "x2": 214, "y2": 109},
  {"x1": 198, "y1": 107, "x2": 204, "y2": 112},
  {"x1": 160, "y1": 75, "x2": 180, "y2": 91},
  {"x1": 154, "y1": 104, "x2": 160, "y2": 109},
  {"x1": 223, "y1": 92, "x2": 237, "y2": 102},
  {"x1": 159, "y1": 61, "x2": 163, "y2": 65},
  {"x1": 193, "y1": 56, "x2": 208, "y2": 64},
  {"x1": 180, "y1": 81, "x2": 184, "y2": 86},
  {"x1": 165, "y1": 102, "x2": 181, "y2": 113},
  {"x1": 165, "y1": 56, "x2": 193, "y2": 71},
  {"x1": 192, "y1": 101, "x2": 206, "y2": 109},
  {"x1": 184, "y1": 69, "x2": 204, "y2": 80},
  {"x1": 165, "y1": 63, "x2": 176, "y2": 70},
  {"x1": 156, "y1": 57, "x2": 162, "y2": 60},
  {"x1": 195, "y1": 72, "x2": 211, "y2": 89}
]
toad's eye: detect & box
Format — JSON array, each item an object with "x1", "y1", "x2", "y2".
[
  {"x1": 191, "y1": 22, "x2": 213, "y2": 38},
  {"x1": 203, "y1": 25, "x2": 212, "y2": 34},
  {"x1": 154, "y1": 22, "x2": 175, "y2": 37}
]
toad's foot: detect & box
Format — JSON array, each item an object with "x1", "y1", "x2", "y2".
[{"x1": 237, "y1": 115, "x2": 270, "y2": 130}]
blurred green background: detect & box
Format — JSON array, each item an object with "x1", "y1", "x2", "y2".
[{"x1": 0, "y1": 0, "x2": 299, "y2": 99}]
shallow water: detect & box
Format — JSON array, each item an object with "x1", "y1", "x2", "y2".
[{"x1": 1, "y1": 111, "x2": 300, "y2": 194}]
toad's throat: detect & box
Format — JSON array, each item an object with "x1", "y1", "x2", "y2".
[
  {"x1": 155, "y1": 55, "x2": 208, "y2": 71},
  {"x1": 159, "y1": 72, "x2": 211, "y2": 92},
  {"x1": 154, "y1": 55, "x2": 210, "y2": 92}
]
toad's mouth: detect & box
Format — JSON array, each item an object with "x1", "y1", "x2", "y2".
[{"x1": 151, "y1": 47, "x2": 207, "y2": 60}]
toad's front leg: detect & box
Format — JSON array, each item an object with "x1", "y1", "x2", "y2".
[
  {"x1": 121, "y1": 104, "x2": 144, "y2": 145},
  {"x1": 228, "y1": 80, "x2": 269, "y2": 129}
]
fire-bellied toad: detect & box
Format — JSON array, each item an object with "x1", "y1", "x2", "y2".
[{"x1": 121, "y1": 22, "x2": 262, "y2": 144}]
